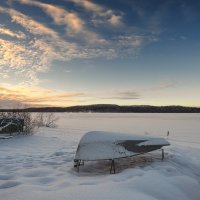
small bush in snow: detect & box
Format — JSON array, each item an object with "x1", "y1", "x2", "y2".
[
  {"x1": 35, "y1": 112, "x2": 59, "y2": 128},
  {"x1": 0, "y1": 111, "x2": 37, "y2": 135}
]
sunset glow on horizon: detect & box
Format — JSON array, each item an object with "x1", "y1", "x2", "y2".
[{"x1": 0, "y1": 0, "x2": 200, "y2": 108}]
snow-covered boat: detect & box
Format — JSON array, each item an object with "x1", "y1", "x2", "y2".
[{"x1": 74, "y1": 131, "x2": 170, "y2": 173}]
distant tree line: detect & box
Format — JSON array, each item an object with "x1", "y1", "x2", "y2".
[{"x1": 0, "y1": 104, "x2": 200, "y2": 113}]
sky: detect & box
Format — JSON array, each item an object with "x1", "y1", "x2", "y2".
[{"x1": 0, "y1": 0, "x2": 200, "y2": 108}]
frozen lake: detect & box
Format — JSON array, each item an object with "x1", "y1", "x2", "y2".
[
  {"x1": 57, "y1": 113, "x2": 200, "y2": 148},
  {"x1": 0, "y1": 113, "x2": 200, "y2": 200}
]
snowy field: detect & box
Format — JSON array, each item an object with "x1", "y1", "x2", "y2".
[{"x1": 0, "y1": 113, "x2": 200, "y2": 200}]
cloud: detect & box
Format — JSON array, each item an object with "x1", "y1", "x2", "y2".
[
  {"x1": 96, "y1": 81, "x2": 177, "y2": 102},
  {"x1": 69, "y1": 0, "x2": 123, "y2": 27},
  {"x1": 0, "y1": 1, "x2": 160, "y2": 86},
  {"x1": 113, "y1": 34, "x2": 158, "y2": 57},
  {"x1": 111, "y1": 91, "x2": 140, "y2": 100},
  {"x1": 107, "y1": 14, "x2": 122, "y2": 26},
  {"x1": 148, "y1": 81, "x2": 177, "y2": 91},
  {"x1": 0, "y1": 37, "x2": 57, "y2": 84},
  {"x1": 99, "y1": 90, "x2": 140, "y2": 100},
  {"x1": 0, "y1": 38, "x2": 38, "y2": 82},
  {"x1": 0, "y1": 84, "x2": 87, "y2": 108},
  {"x1": 0, "y1": 25, "x2": 26, "y2": 39},
  {"x1": 14, "y1": 0, "x2": 107, "y2": 44},
  {"x1": 69, "y1": 0, "x2": 103, "y2": 13},
  {"x1": 19, "y1": 0, "x2": 84, "y2": 33},
  {"x1": 0, "y1": 36, "x2": 114, "y2": 84},
  {"x1": 117, "y1": 35, "x2": 144, "y2": 47},
  {"x1": 0, "y1": 6, "x2": 70, "y2": 84},
  {"x1": 0, "y1": 6, "x2": 116, "y2": 84},
  {"x1": 7, "y1": 8, "x2": 59, "y2": 37},
  {"x1": 0, "y1": 84, "x2": 140, "y2": 108}
]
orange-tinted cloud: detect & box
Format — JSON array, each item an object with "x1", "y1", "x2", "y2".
[
  {"x1": 16, "y1": 0, "x2": 107, "y2": 44},
  {"x1": 0, "y1": 2, "x2": 158, "y2": 87},
  {"x1": 69, "y1": 0, "x2": 123, "y2": 26},
  {"x1": 0, "y1": 84, "x2": 87, "y2": 108},
  {"x1": 0, "y1": 6, "x2": 115, "y2": 84},
  {"x1": 0, "y1": 26, "x2": 26, "y2": 39}
]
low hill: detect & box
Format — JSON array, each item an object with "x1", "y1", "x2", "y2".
[{"x1": 1, "y1": 104, "x2": 200, "y2": 113}]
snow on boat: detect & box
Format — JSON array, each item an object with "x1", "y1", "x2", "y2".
[{"x1": 74, "y1": 131, "x2": 170, "y2": 173}]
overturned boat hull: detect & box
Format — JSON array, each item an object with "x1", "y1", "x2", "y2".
[{"x1": 75, "y1": 131, "x2": 170, "y2": 161}]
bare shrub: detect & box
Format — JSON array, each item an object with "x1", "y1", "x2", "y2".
[
  {"x1": 18, "y1": 112, "x2": 38, "y2": 134},
  {"x1": 35, "y1": 112, "x2": 59, "y2": 128}
]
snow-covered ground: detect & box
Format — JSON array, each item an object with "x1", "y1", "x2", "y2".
[{"x1": 0, "y1": 113, "x2": 200, "y2": 200}]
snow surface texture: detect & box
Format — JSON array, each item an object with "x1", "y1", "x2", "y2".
[{"x1": 0, "y1": 113, "x2": 200, "y2": 200}]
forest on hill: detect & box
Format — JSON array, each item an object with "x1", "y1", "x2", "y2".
[{"x1": 1, "y1": 104, "x2": 200, "y2": 113}]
